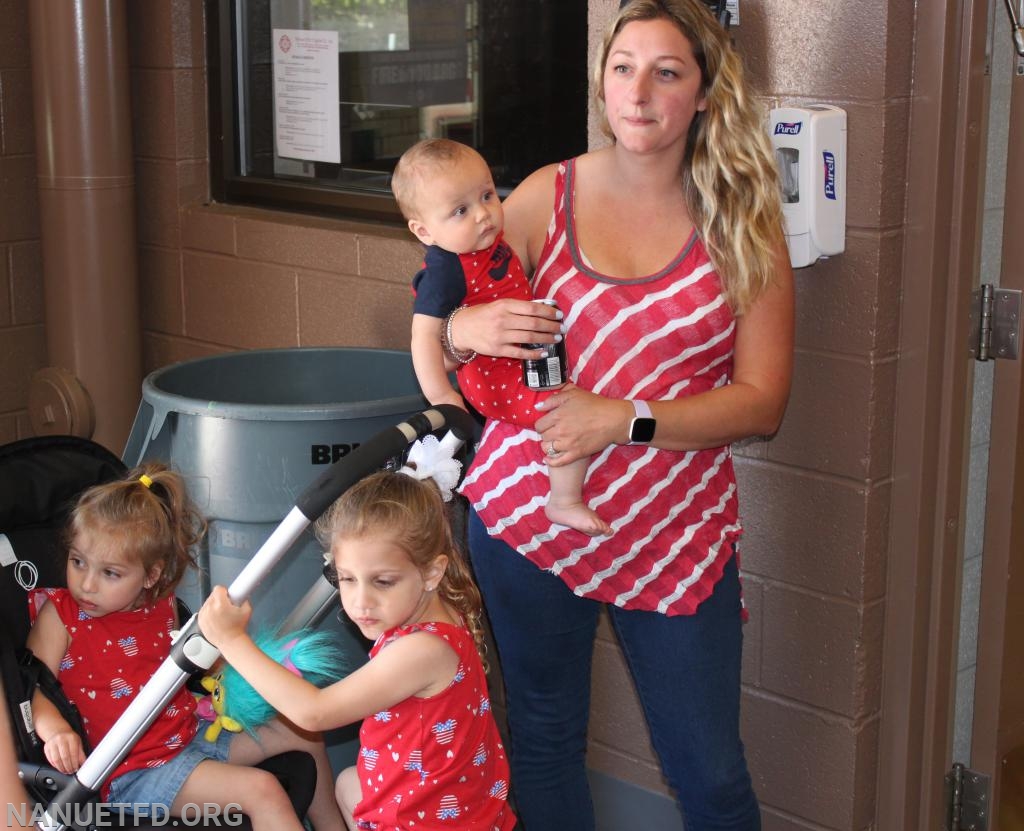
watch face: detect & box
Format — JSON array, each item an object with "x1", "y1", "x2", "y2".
[{"x1": 630, "y1": 417, "x2": 657, "y2": 443}]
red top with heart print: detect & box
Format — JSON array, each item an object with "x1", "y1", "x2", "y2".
[
  {"x1": 353, "y1": 621, "x2": 515, "y2": 831},
  {"x1": 30, "y1": 588, "x2": 197, "y2": 797}
]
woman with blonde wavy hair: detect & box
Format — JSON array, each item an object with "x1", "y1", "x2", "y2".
[{"x1": 445, "y1": 0, "x2": 792, "y2": 827}]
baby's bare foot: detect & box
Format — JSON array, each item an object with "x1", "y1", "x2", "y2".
[{"x1": 545, "y1": 502, "x2": 612, "y2": 537}]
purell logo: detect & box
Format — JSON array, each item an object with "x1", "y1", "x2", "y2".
[
  {"x1": 822, "y1": 151, "x2": 837, "y2": 200},
  {"x1": 773, "y1": 121, "x2": 801, "y2": 135}
]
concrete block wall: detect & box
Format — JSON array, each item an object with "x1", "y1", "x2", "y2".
[
  {"x1": 734, "y1": 1, "x2": 909, "y2": 826},
  {"x1": 0, "y1": 0, "x2": 45, "y2": 443},
  {"x1": 126, "y1": 0, "x2": 423, "y2": 375}
]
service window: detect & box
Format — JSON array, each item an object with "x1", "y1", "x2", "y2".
[{"x1": 208, "y1": 0, "x2": 589, "y2": 222}]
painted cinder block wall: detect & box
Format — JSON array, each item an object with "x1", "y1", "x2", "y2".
[
  {"x1": 0, "y1": 0, "x2": 45, "y2": 444},
  {"x1": 0, "y1": 0, "x2": 912, "y2": 827}
]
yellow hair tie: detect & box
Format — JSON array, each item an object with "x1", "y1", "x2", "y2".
[{"x1": 139, "y1": 474, "x2": 154, "y2": 489}]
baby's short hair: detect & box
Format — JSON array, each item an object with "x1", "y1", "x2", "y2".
[{"x1": 391, "y1": 138, "x2": 482, "y2": 220}]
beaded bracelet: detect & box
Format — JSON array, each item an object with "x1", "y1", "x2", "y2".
[{"x1": 442, "y1": 305, "x2": 477, "y2": 364}]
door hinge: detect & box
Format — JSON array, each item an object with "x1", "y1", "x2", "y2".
[
  {"x1": 969, "y1": 285, "x2": 1022, "y2": 361},
  {"x1": 944, "y1": 762, "x2": 991, "y2": 831}
]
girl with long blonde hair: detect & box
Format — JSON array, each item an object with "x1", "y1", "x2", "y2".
[{"x1": 200, "y1": 442, "x2": 516, "y2": 831}]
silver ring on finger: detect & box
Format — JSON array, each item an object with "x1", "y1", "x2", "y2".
[{"x1": 546, "y1": 440, "x2": 559, "y2": 458}]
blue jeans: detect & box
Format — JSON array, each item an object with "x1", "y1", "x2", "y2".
[
  {"x1": 106, "y1": 723, "x2": 232, "y2": 808},
  {"x1": 469, "y1": 510, "x2": 760, "y2": 831}
]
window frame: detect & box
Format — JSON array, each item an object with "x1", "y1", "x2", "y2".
[{"x1": 205, "y1": 0, "x2": 589, "y2": 224}]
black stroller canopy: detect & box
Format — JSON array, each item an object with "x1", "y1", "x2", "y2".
[{"x1": 0, "y1": 435, "x2": 126, "y2": 646}]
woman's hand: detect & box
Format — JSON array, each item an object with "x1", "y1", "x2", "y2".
[
  {"x1": 198, "y1": 586, "x2": 252, "y2": 651},
  {"x1": 449, "y1": 299, "x2": 563, "y2": 360},
  {"x1": 535, "y1": 384, "x2": 632, "y2": 465}
]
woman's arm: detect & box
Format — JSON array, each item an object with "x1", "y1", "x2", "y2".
[
  {"x1": 0, "y1": 679, "x2": 33, "y2": 828},
  {"x1": 502, "y1": 163, "x2": 559, "y2": 272},
  {"x1": 25, "y1": 603, "x2": 84, "y2": 773},
  {"x1": 199, "y1": 587, "x2": 457, "y2": 733},
  {"x1": 537, "y1": 241, "x2": 795, "y2": 463}
]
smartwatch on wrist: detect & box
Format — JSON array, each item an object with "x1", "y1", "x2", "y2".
[{"x1": 627, "y1": 400, "x2": 657, "y2": 444}]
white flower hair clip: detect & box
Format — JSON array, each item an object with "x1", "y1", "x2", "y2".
[{"x1": 398, "y1": 431, "x2": 465, "y2": 502}]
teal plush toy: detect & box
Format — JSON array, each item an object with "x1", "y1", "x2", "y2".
[{"x1": 196, "y1": 628, "x2": 347, "y2": 741}]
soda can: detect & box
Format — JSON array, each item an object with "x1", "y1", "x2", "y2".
[{"x1": 522, "y1": 299, "x2": 568, "y2": 390}]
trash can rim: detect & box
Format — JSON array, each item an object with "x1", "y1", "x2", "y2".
[{"x1": 140, "y1": 347, "x2": 427, "y2": 420}]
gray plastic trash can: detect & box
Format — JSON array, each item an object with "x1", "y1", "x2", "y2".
[{"x1": 123, "y1": 347, "x2": 427, "y2": 770}]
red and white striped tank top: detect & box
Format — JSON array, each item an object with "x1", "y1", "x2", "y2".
[{"x1": 460, "y1": 158, "x2": 741, "y2": 617}]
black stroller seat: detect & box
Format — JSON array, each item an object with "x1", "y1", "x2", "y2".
[{"x1": 0, "y1": 435, "x2": 316, "y2": 829}]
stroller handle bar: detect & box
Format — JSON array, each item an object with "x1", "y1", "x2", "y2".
[
  {"x1": 224, "y1": 404, "x2": 474, "y2": 605},
  {"x1": 37, "y1": 404, "x2": 477, "y2": 830}
]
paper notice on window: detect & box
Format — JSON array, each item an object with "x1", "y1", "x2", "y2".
[{"x1": 273, "y1": 29, "x2": 340, "y2": 164}]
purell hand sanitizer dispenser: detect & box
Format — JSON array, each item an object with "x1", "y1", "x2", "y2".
[{"x1": 769, "y1": 105, "x2": 847, "y2": 268}]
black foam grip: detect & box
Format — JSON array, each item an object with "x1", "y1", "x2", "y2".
[{"x1": 295, "y1": 405, "x2": 478, "y2": 521}]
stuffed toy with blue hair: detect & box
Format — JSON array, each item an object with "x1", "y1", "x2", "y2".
[{"x1": 196, "y1": 628, "x2": 347, "y2": 741}]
